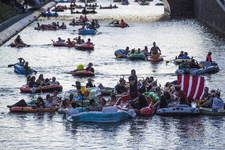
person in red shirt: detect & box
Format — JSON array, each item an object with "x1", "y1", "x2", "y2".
[{"x1": 121, "y1": 19, "x2": 126, "y2": 27}]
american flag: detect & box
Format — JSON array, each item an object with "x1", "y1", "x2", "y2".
[{"x1": 177, "y1": 74, "x2": 205, "y2": 100}]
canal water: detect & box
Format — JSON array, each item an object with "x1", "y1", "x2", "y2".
[{"x1": 1, "y1": 0, "x2": 225, "y2": 149}]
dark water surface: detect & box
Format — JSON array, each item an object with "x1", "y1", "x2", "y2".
[{"x1": 1, "y1": 0, "x2": 225, "y2": 149}]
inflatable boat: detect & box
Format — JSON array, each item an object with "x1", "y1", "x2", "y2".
[
  {"x1": 53, "y1": 43, "x2": 75, "y2": 47},
  {"x1": 58, "y1": 107, "x2": 87, "y2": 114},
  {"x1": 9, "y1": 106, "x2": 57, "y2": 112},
  {"x1": 71, "y1": 70, "x2": 95, "y2": 77},
  {"x1": 174, "y1": 58, "x2": 192, "y2": 64},
  {"x1": 64, "y1": 87, "x2": 101, "y2": 101},
  {"x1": 51, "y1": 8, "x2": 64, "y2": 12},
  {"x1": 139, "y1": 1, "x2": 149, "y2": 5},
  {"x1": 100, "y1": 87, "x2": 113, "y2": 96},
  {"x1": 75, "y1": 44, "x2": 94, "y2": 50},
  {"x1": 10, "y1": 43, "x2": 28, "y2": 47},
  {"x1": 67, "y1": 107, "x2": 135, "y2": 123},
  {"x1": 78, "y1": 29, "x2": 96, "y2": 35},
  {"x1": 20, "y1": 85, "x2": 63, "y2": 93},
  {"x1": 114, "y1": 94, "x2": 155, "y2": 117},
  {"x1": 155, "y1": 2, "x2": 164, "y2": 6},
  {"x1": 100, "y1": 5, "x2": 118, "y2": 9},
  {"x1": 175, "y1": 66, "x2": 220, "y2": 75},
  {"x1": 156, "y1": 104, "x2": 200, "y2": 116},
  {"x1": 114, "y1": 49, "x2": 128, "y2": 58},
  {"x1": 127, "y1": 52, "x2": 145, "y2": 60},
  {"x1": 200, "y1": 107, "x2": 225, "y2": 115},
  {"x1": 147, "y1": 56, "x2": 163, "y2": 62},
  {"x1": 41, "y1": 12, "x2": 58, "y2": 17},
  {"x1": 14, "y1": 65, "x2": 33, "y2": 74}
]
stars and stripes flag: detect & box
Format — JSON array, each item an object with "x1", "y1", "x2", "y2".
[{"x1": 177, "y1": 74, "x2": 205, "y2": 100}]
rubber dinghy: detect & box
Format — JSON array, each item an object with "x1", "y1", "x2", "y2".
[
  {"x1": 78, "y1": 29, "x2": 96, "y2": 35},
  {"x1": 71, "y1": 70, "x2": 95, "y2": 77},
  {"x1": 9, "y1": 107, "x2": 58, "y2": 112},
  {"x1": 175, "y1": 66, "x2": 219, "y2": 75},
  {"x1": 114, "y1": 49, "x2": 127, "y2": 58},
  {"x1": 67, "y1": 106, "x2": 136, "y2": 122},
  {"x1": 156, "y1": 104, "x2": 200, "y2": 116},
  {"x1": 200, "y1": 107, "x2": 225, "y2": 115},
  {"x1": 14, "y1": 65, "x2": 33, "y2": 74},
  {"x1": 20, "y1": 85, "x2": 63, "y2": 93}
]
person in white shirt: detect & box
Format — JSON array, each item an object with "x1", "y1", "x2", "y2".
[
  {"x1": 66, "y1": 102, "x2": 79, "y2": 116},
  {"x1": 199, "y1": 92, "x2": 224, "y2": 110}
]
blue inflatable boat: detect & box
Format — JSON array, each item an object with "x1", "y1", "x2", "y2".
[
  {"x1": 114, "y1": 49, "x2": 128, "y2": 58},
  {"x1": 175, "y1": 66, "x2": 220, "y2": 75},
  {"x1": 67, "y1": 107, "x2": 136, "y2": 123},
  {"x1": 14, "y1": 65, "x2": 33, "y2": 74},
  {"x1": 78, "y1": 29, "x2": 96, "y2": 35},
  {"x1": 41, "y1": 12, "x2": 58, "y2": 17}
]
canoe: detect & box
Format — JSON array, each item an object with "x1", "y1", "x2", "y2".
[
  {"x1": 67, "y1": 107, "x2": 135, "y2": 122},
  {"x1": 78, "y1": 29, "x2": 96, "y2": 35},
  {"x1": 9, "y1": 107, "x2": 58, "y2": 112},
  {"x1": 175, "y1": 66, "x2": 220, "y2": 75},
  {"x1": 71, "y1": 70, "x2": 95, "y2": 77},
  {"x1": 114, "y1": 94, "x2": 155, "y2": 117},
  {"x1": 114, "y1": 49, "x2": 127, "y2": 58},
  {"x1": 75, "y1": 44, "x2": 94, "y2": 50},
  {"x1": 200, "y1": 107, "x2": 225, "y2": 115},
  {"x1": 100, "y1": 87, "x2": 114, "y2": 96},
  {"x1": 156, "y1": 104, "x2": 199, "y2": 116},
  {"x1": 127, "y1": 53, "x2": 145, "y2": 60},
  {"x1": 41, "y1": 12, "x2": 58, "y2": 17},
  {"x1": 53, "y1": 43, "x2": 75, "y2": 47},
  {"x1": 147, "y1": 56, "x2": 163, "y2": 62},
  {"x1": 14, "y1": 65, "x2": 33, "y2": 74},
  {"x1": 20, "y1": 85, "x2": 63, "y2": 93}
]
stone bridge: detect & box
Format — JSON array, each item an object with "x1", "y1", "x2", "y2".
[{"x1": 162, "y1": 0, "x2": 225, "y2": 34}]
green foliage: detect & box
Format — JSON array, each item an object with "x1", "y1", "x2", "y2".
[{"x1": 0, "y1": 3, "x2": 18, "y2": 24}]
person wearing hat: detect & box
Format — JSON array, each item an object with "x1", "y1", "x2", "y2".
[
  {"x1": 86, "y1": 62, "x2": 94, "y2": 73},
  {"x1": 199, "y1": 91, "x2": 224, "y2": 110},
  {"x1": 17, "y1": 57, "x2": 25, "y2": 66},
  {"x1": 115, "y1": 78, "x2": 127, "y2": 95},
  {"x1": 129, "y1": 69, "x2": 138, "y2": 99},
  {"x1": 86, "y1": 78, "x2": 95, "y2": 88}
]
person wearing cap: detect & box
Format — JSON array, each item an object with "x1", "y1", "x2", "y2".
[
  {"x1": 199, "y1": 91, "x2": 224, "y2": 110},
  {"x1": 129, "y1": 69, "x2": 138, "y2": 99},
  {"x1": 86, "y1": 62, "x2": 94, "y2": 73},
  {"x1": 17, "y1": 57, "x2": 25, "y2": 66},
  {"x1": 115, "y1": 78, "x2": 127, "y2": 95},
  {"x1": 86, "y1": 78, "x2": 95, "y2": 88}
]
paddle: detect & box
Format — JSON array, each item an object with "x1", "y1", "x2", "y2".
[
  {"x1": 81, "y1": 86, "x2": 85, "y2": 112},
  {"x1": 8, "y1": 64, "x2": 16, "y2": 67},
  {"x1": 117, "y1": 54, "x2": 123, "y2": 58}
]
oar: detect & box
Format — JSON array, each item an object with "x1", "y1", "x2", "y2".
[{"x1": 8, "y1": 64, "x2": 16, "y2": 67}]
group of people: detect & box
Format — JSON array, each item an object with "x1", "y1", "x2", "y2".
[
  {"x1": 27, "y1": 74, "x2": 59, "y2": 88},
  {"x1": 112, "y1": 19, "x2": 129, "y2": 27},
  {"x1": 74, "y1": 36, "x2": 94, "y2": 46},
  {"x1": 36, "y1": 22, "x2": 66, "y2": 30}
]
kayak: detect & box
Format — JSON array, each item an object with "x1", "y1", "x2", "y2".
[
  {"x1": 114, "y1": 94, "x2": 155, "y2": 117},
  {"x1": 20, "y1": 85, "x2": 63, "y2": 93},
  {"x1": 75, "y1": 44, "x2": 94, "y2": 50},
  {"x1": 114, "y1": 49, "x2": 127, "y2": 58},
  {"x1": 14, "y1": 65, "x2": 33, "y2": 74},
  {"x1": 200, "y1": 107, "x2": 225, "y2": 115},
  {"x1": 41, "y1": 12, "x2": 58, "y2": 17},
  {"x1": 175, "y1": 66, "x2": 220, "y2": 75},
  {"x1": 9, "y1": 107, "x2": 58, "y2": 112},
  {"x1": 53, "y1": 43, "x2": 75, "y2": 47},
  {"x1": 147, "y1": 56, "x2": 163, "y2": 62},
  {"x1": 64, "y1": 87, "x2": 101, "y2": 100},
  {"x1": 78, "y1": 29, "x2": 96, "y2": 35},
  {"x1": 67, "y1": 107, "x2": 136, "y2": 123},
  {"x1": 71, "y1": 70, "x2": 95, "y2": 77},
  {"x1": 156, "y1": 104, "x2": 200, "y2": 116}
]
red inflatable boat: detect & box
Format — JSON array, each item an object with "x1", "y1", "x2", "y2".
[
  {"x1": 147, "y1": 56, "x2": 164, "y2": 62},
  {"x1": 71, "y1": 70, "x2": 95, "y2": 77},
  {"x1": 75, "y1": 44, "x2": 94, "y2": 50},
  {"x1": 114, "y1": 94, "x2": 155, "y2": 116},
  {"x1": 53, "y1": 43, "x2": 75, "y2": 47},
  {"x1": 9, "y1": 107, "x2": 58, "y2": 112},
  {"x1": 20, "y1": 85, "x2": 63, "y2": 93}
]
